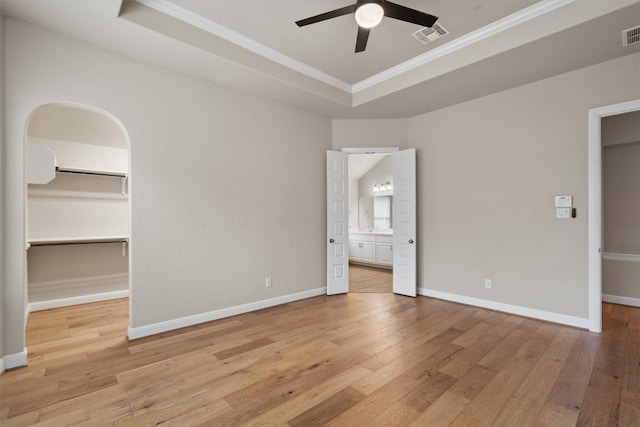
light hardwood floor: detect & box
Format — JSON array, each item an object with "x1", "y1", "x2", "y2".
[
  {"x1": 349, "y1": 264, "x2": 392, "y2": 293},
  {"x1": 1, "y1": 285, "x2": 639, "y2": 425}
]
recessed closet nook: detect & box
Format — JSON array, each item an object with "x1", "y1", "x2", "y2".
[{"x1": 25, "y1": 105, "x2": 129, "y2": 312}]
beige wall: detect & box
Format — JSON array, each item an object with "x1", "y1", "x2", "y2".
[
  {"x1": 27, "y1": 243, "x2": 128, "y2": 302},
  {"x1": 332, "y1": 119, "x2": 408, "y2": 150},
  {"x1": 603, "y1": 142, "x2": 640, "y2": 253},
  {"x1": 602, "y1": 110, "x2": 640, "y2": 146},
  {"x1": 3, "y1": 16, "x2": 331, "y2": 358},
  {"x1": 603, "y1": 260, "x2": 640, "y2": 300},
  {"x1": 407, "y1": 52, "x2": 640, "y2": 319},
  {"x1": 1, "y1": 14, "x2": 6, "y2": 364}
]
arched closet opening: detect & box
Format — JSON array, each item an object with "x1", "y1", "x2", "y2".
[{"x1": 25, "y1": 104, "x2": 130, "y2": 319}]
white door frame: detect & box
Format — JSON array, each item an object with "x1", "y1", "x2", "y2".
[
  {"x1": 339, "y1": 147, "x2": 414, "y2": 294},
  {"x1": 588, "y1": 98, "x2": 640, "y2": 333}
]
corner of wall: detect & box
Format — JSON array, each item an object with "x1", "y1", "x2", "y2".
[
  {"x1": 1, "y1": 12, "x2": 7, "y2": 362},
  {"x1": 0, "y1": 348, "x2": 28, "y2": 371}
]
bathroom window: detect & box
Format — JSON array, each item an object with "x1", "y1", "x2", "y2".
[{"x1": 373, "y1": 196, "x2": 392, "y2": 229}]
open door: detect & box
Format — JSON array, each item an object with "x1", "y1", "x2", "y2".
[
  {"x1": 326, "y1": 151, "x2": 349, "y2": 295},
  {"x1": 392, "y1": 149, "x2": 417, "y2": 297}
]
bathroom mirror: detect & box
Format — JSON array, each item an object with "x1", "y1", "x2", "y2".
[{"x1": 359, "y1": 196, "x2": 392, "y2": 230}]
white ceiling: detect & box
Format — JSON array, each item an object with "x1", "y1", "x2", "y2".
[
  {"x1": 349, "y1": 154, "x2": 387, "y2": 180},
  {"x1": 164, "y1": 0, "x2": 539, "y2": 84},
  {"x1": 2, "y1": 0, "x2": 640, "y2": 118}
]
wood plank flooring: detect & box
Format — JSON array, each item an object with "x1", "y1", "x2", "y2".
[
  {"x1": 349, "y1": 264, "x2": 392, "y2": 293},
  {"x1": 1, "y1": 281, "x2": 639, "y2": 425}
]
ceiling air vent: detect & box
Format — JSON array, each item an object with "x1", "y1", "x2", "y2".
[
  {"x1": 622, "y1": 25, "x2": 640, "y2": 47},
  {"x1": 412, "y1": 22, "x2": 449, "y2": 45}
]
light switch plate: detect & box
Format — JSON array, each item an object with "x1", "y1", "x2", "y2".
[{"x1": 556, "y1": 207, "x2": 571, "y2": 219}]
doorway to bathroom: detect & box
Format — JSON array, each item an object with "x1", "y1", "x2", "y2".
[
  {"x1": 348, "y1": 153, "x2": 394, "y2": 293},
  {"x1": 326, "y1": 148, "x2": 416, "y2": 297}
]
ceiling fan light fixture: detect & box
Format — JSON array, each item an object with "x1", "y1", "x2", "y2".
[{"x1": 355, "y1": 3, "x2": 384, "y2": 29}]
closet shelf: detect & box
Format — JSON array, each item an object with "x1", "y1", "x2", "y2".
[
  {"x1": 56, "y1": 166, "x2": 127, "y2": 178},
  {"x1": 28, "y1": 236, "x2": 129, "y2": 247},
  {"x1": 28, "y1": 236, "x2": 130, "y2": 256},
  {"x1": 56, "y1": 167, "x2": 128, "y2": 194}
]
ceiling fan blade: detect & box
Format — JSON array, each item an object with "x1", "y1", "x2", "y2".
[
  {"x1": 296, "y1": 5, "x2": 357, "y2": 27},
  {"x1": 383, "y1": 1, "x2": 438, "y2": 28},
  {"x1": 355, "y1": 26, "x2": 370, "y2": 53}
]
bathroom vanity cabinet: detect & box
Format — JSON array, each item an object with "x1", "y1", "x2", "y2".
[{"x1": 349, "y1": 232, "x2": 393, "y2": 268}]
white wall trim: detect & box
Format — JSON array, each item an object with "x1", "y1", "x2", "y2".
[
  {"x1": 1, "y1": 349, "x2": 28, "y2": 371},
  {"x1": 602, "y1": 252, "x2": 640, "y2": 262},
  {"x1": 602, "y1": 294, "x2": 640, "y2": 308},
  {"x1": 137, "y1": 0, "x2": 574, "y2": 96},
  {"x1": 588, "y1": 98, "x2": 640, "y2": 333},
  {"x1": 352, "y1": 0, "x2": 574, "y2": 92},
  {"x1": 341, "y1": 147, "x2": 399, "y2": 154},
  {"x1": 27, "y1": 289, "x2": 129, "y2": 313},
  {"x1": 418, "y1": 287, "x2": 590, "y2": 330},
  {"x1": 135, "y1": 0, "x2": 352, "y2": 93},
  {"x1": 28, "y1": 188, "x2": 128, "y2": 201},
  {"x1": 128, "y1": 287, "x2": 326, "y2": 340}
]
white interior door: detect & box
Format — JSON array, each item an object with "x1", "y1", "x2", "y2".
[
  {"x1": 392, "y1": 149, "x2": 417, "y2": 297},
  {"x1": 326, "y1": 151, "x2": 349, "y2": 295}
]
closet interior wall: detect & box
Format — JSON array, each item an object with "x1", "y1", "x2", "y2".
[
  {"x1": 602, "y1": 110, "x2": 640, "y2": 304},
  {"x1": 26, "y1": 112, "x2": 129, "y2": 307}
]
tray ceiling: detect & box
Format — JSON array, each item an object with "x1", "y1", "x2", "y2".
[{"x1": 2, "y1": 0, "x2": 640, "y2": 117}]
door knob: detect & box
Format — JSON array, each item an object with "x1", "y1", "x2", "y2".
[
  {"x1": 329, "y1": 239, "x2": 335, "y2": 243},
  {"x1": 408, "y1": 239, "x2": 414, "y2": 244}
]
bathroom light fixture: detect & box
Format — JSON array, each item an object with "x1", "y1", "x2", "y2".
[
  {"x1": 373, "y1": 184, "x2": 379, "y2": 192},
  {"x1": 385, "y1": 181, "x2": 392, "y2": 191},
  {"x1": 355, "y1": 2, "x2": 384, "y2": 29}
]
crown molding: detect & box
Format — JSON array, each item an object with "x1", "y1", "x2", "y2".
[
  {"x1": 352, "y1": 0, "x2": 574, "y2": 93},
  {"x1": 135, "y1": 0, "x2": 353, "y2": 93},
  {"x1": 136, "y1": 0, "x2": 574, "y2": 97}
]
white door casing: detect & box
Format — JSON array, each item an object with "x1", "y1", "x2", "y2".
[
  {"x1": 588, "y1": 98, "x2": 640, "y2": 332},
  {"x1": 392, "y1": 149, "x2": 417, "y2": 297},
  {"x1": 326, "y1": 151, "x2": 349, "y2": 295}
]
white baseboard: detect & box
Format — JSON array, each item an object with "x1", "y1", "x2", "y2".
[
  {"x1": 27, "y1": 289, "x2": 129, "y2": 313},
  {"x1": 602, "y1": 293, "x2": 640, "y2": 308},
  {"x1": 128, "y1": 287, "x2": 327, "y2": 340},
  {"x1": 418, "y1": 288, "x2": 590, "y2": 330},
  {"x1": 602, "y1": 252, "x2": 640, "y2": 262},
  {"x1": 1, "y1": 348, "x2": 28, "y2": 371}
]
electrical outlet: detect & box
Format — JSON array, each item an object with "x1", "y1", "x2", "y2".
[
  {"x1": 484, "y1": 279, "x2": 492, "y2": 289},
  {"x1": 265, "y1": 277, "x2": 272, "y2": 288}
]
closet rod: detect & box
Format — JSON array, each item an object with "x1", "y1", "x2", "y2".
[
  {"x1": 29, "y1": 240, "x2": 128, "y2": 247},
  {"x1": 28, "y1": 238, "x2": 129, "y2": 256},
  {"x1": 56, "y1": 166, "x2": 127, "y2": 178},
  {"x1": 29, "y1": 237, "x2": 129, "y2": 246}
]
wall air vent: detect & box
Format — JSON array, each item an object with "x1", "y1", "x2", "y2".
[
  {"x1": 412, "y1": 22, "x2": 449, "y2": 45},
  {"x1": 622, "y1": 25, "x2": 640, "y2": 47}
]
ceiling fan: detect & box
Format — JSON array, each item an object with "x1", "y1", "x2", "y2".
[{"x1": 295, "y1": 0, "x2": 438, "y2": 53}]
